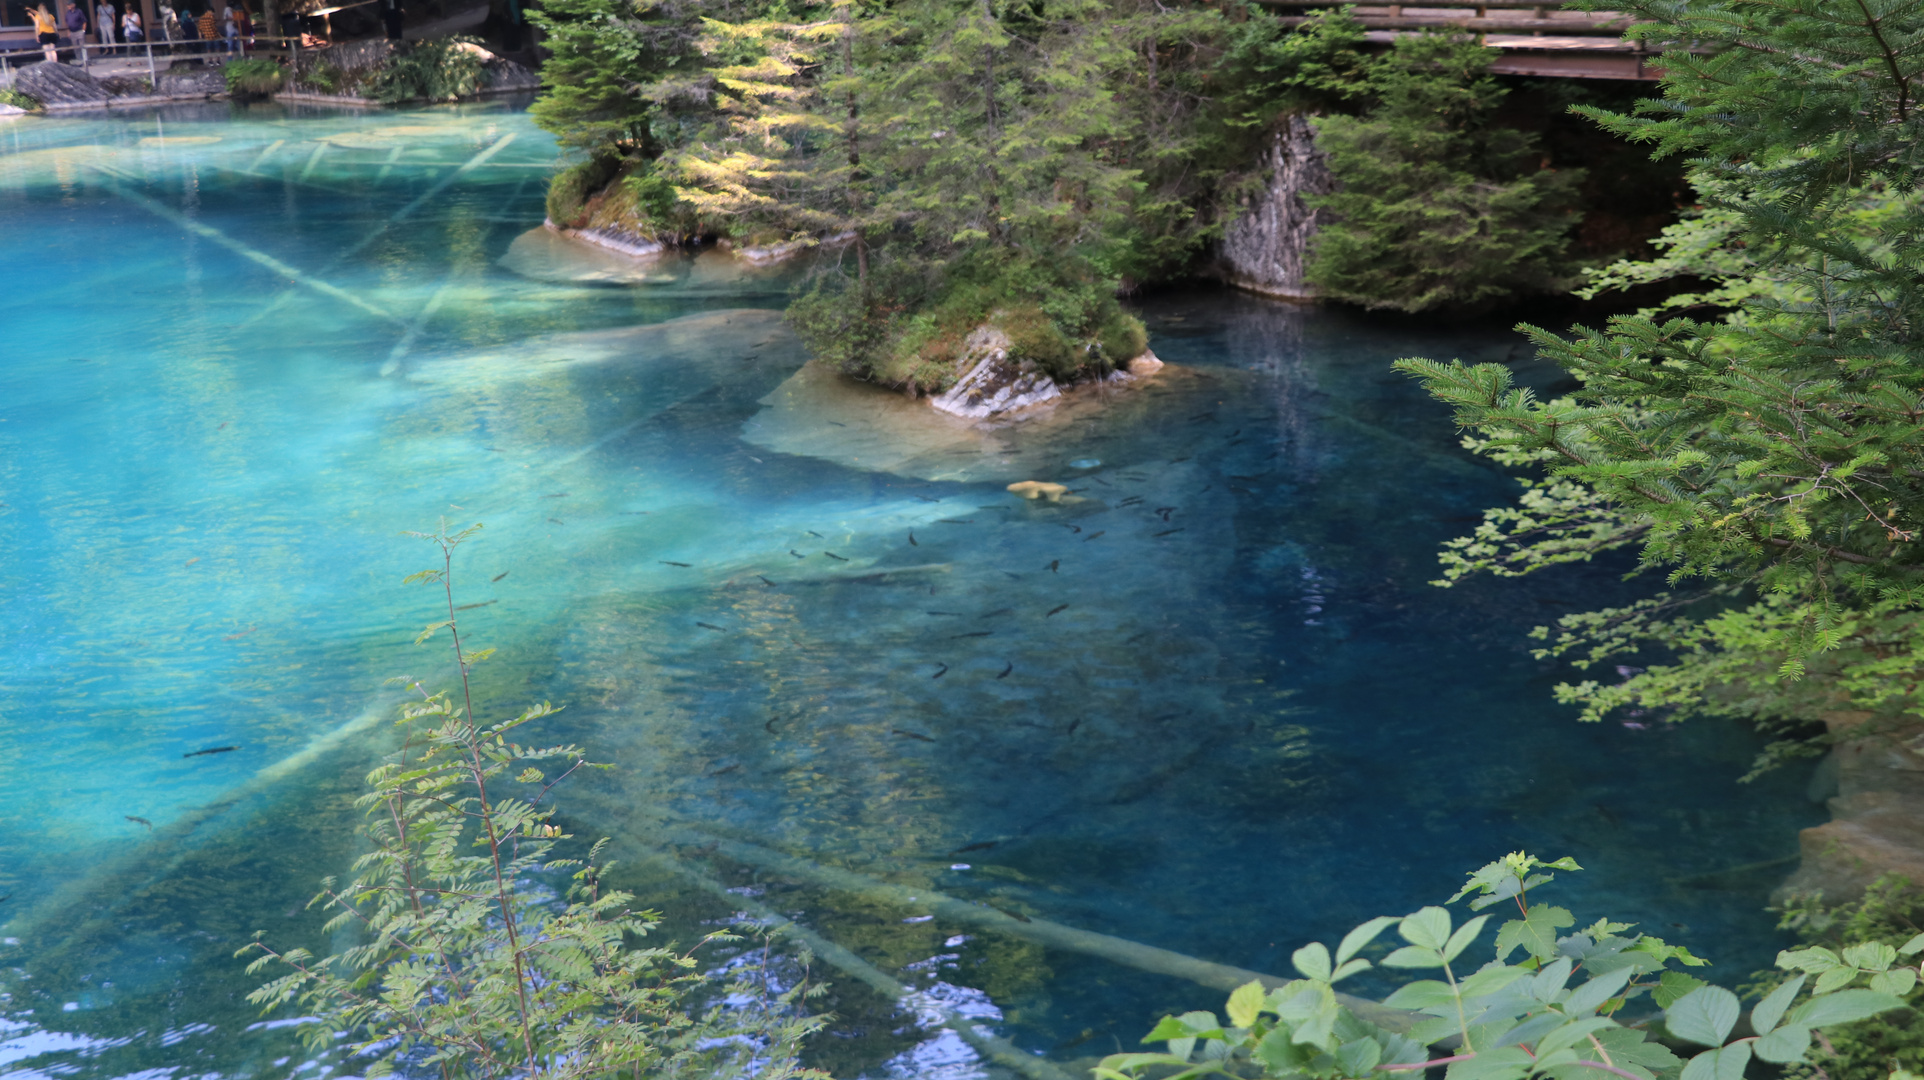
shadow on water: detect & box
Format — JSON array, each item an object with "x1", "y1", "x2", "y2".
[{"x1": 0, "y1": 104, "x2": 1819, "y2": 1079}]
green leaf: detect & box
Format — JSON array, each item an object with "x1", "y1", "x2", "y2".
[
  {"x1": 1337, "y1": 1037, "x2": 1383, "y2": 1075},
  {"x1": 1814, "y1": 966, "x2": 1861, "y2": 994},
  {"x1": 1384, "y1": 980, "x2": 1458, "y2": 1010},
  {"x1": 1402, "y1": 907, "x2": 1453, "y2": 951},
  {"x1": 1777, "y1": 946, "x2": 1842, "y2": 973},
  {"x1": 1384, "y1": 945, "x2": 1445, "y2": 968},
  {"x1": 1544, "y1": 857, "x2": 1582, "y2": 871},
  {"x1": 1458, "y1": 964, "x2": 1529, "y2": 1000},
  {"x1": 1226, "y1": 980, "x2": 1267, "y2": 1029},
  {"x1": 1666, "y1": 986, "x2": 1741, "y2": 1046},
  {"x1": 1869, "y1": 968, "x2": 1917, "y2": 996},
  {"x1": 1254, "y1": 1028, "x2": 1308, "y2": 1074},
  {"x1": 1293, "y1": 943, "x2": 1333, "y2": 982},
  {"x1": 1337, "y1": 916, "x2": 1401, "y2": 965},
  {"x1": 1679, "y1": 1043, "x2": 1751, "y2": 1080},
  {"x1": 1842, "y1": 943, "x2": 1897, "y2": 973},
  {"x1": 1750, "y1": 975, "x2": 1806, "y2": 1036},
  {"x1": 1445, "y1": 1046, "x2": 1532, "y2": 1080},
  {"x1": 1496, "y1": 905, "x2": 1575, "y2": 962},
  {"x1": 1787, "y1": 988, "x2": 1906, "y2": 1029},
  {"x1": 1654, "y1": 971, "x2": 1708, "y2": 1009},
  {"x1": 1753, "y1": 1024, "x2": 1811, "y2": 1063},
  {"x1": 1563, "y1": 968, "x2": 1633, "y2": 1017},
  {"x1": 1534, "y1": 1016, "x2": 1618, "y2": 1060},
  {"x1": 1444, "y1": 915, "x2": 1491, "y2": 963},
  {"x1": 1331, "y1": 958, "x2": 1373, "y2": 983},
  {"x1": 1899, "y1": 933, "x2": 1924, "y2": 958}
]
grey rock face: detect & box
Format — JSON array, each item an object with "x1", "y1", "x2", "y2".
[
  {"x1": 930, "y1": 327, "x2": 1062, "y2": 420},
  {"x1": 16, "y1": 62, "x2": 110, "y2": 106},
  {"x1": 482, "y1": 58, "x2": 539, "y2": 92},
  {"x1": 157, "y1": 69, "x2": 227, "y2": 98},
  {"x1": 1218, "y1": 113, "x2": 1332, "y2": 301}
]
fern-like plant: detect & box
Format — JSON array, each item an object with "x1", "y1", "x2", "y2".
[{"x1": 239, "y1": 522, "x2": 827, "y2": 1080}]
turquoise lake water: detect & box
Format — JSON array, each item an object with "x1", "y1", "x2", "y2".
[{"x1": 0, "y1": 100, "x2": 1823, "y2": 1079}]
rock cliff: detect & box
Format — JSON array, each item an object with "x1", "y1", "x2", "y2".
[{"x1": 1217, "y1": 114, "x2": 1332, "y2": 302}]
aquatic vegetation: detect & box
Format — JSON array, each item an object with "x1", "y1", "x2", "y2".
[
  {"x1": 224, "y1": 58, "x2": 286, "y2": 100},
  {"x1": 241, "y1": 523, "x2": 826, "y2": 1080},
  {"x1": 1101, "y1": 854, "x2": 1917, "y2": 1080}
]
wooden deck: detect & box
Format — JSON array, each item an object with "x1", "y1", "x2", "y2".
[{"x1": 1260, "y1": 0, "x2": 1667, "y2": 80}]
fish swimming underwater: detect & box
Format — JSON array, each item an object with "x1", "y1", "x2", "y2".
[{"x1": 183, "y1": 746, "x2": 239, "y2": 758}]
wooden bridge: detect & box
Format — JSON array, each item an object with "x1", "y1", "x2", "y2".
[{"x1": 1260, "y1": 0, "x2": 1661, "y2": 80}]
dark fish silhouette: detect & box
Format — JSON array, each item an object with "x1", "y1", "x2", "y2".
[
  {"x1": 807, "y1": 530, "x2": 824, "y2": 538},
  {"x1": 938, "y1": 519, "x2": 973, "y2": 524},
  {"x1": 979, "y1": 608, "x2": 1013, "y2": 618},
  {"x1": 913, "y1": 495, "x2": 942, "y2": 503},
  {"x1": 997, "y1": 662, "x2": 1012, "y2": 679},
  {"x1": 697, "y1": 622, "x2": 726, "y2": 631},
  {"x1": 758, "y1": 575, "x2": 776, "y2": 586},
  {"x1": 216, "y1": 421, "x2": 227, "y2": 429},
  {"x1": 824, "y1": 551, "x2": 849, "y2": 561},
  {"x1": 491, "y1": 571, "x2": 509, "y2": 582},
  {"x1": 928, "y1": 611, "x2": 963, "y2": 616},
  {"x1": 126, "y1": 815, "x2": 152, "y2": 828},
  {"x1": 1048, "y1": 560, "x2": 1059, "y2": 573},
  {"x1": 485, "y1": 447, "x2": 505, "y2": 452},
  {"x1": 789, "y1": 550, "x2": 807, "y2": 558},
  {"x1": 1154, "y1": 528, "x2": 1185, "y2": 537},
  {"x1": 827, "y1": 420, "x2": 848, "y2": 427},
  {"x1": 1118, "y1": 496, "x2": 1144, "y2": 506},
  {"x1": 542, "y1": 493, "x2": 570, "y2": 499},
  {"x1": 931, "y1": 663, "x2": 948, "y2": 679},
  {"x1": 1046, "y1": 604, "x2": 1069, "y2": 617},
  {"x1": 184, "y1": 746, "x2": 239, "y2": 758},
  {"x1": 1082, "y1": 531, "x2": 1105, "y2": 542},
  {"x1": 1063, "y1": 524, "x2": 1082, "y2": 534},
  {"x1": 892, "y1": 728, "x2": 934, "y2": 742},
  {"x1": 953, "y1": 840, "x2": 998, "y2": 854},
  {"x1": 1170, "y1": 456, "x2": 1190, "y2": 463},
  {"x1": 990, "y1": 904, "x2": 1032, "y2": 923},
  {"x1": 951, "y1": 631, "x2": 992, "y2": 639},
  {"x1": 1067, "y1": 719, "x2": 1082, "y2": 736},
  {"x1": 659, "y1": 561, "x2": 692, "y2": 567},
  {"x1": 766, "y1": 716, "x2": 782, "y2": 733},
  {"x1": 909, "y1": 530, "x2": 918, "y2": 546},
  {"x1": 548, "y1": 518, "x2": 565, "y2": 525},
  {"x1": 454, "y1": 600, "x2": 497, "y2": 610},
  {"x1": 709, "y1": 764, "x2": 741, "y2": 776}
]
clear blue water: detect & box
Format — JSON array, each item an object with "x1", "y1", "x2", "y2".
[{"x1": 0, "y1": 100, "x2": 1822, "y2": 1079}]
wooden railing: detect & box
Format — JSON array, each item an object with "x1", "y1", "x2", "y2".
[{"x1": 1257, "y1": 0, "x2": 1665, "y2": 78}]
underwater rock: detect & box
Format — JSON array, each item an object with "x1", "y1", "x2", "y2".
[
  {"x1": 930, "y1": 327, "x2": 1063, "y2": 421},
  {"x1": 500, "y1": 225, "x2": 674, "y2": 284},
  {"x1": 1007, "y1": 481, "x2": 1069, "y2": 502},
  {"x1": 16, "y1": 62, "x2": 110, "y2": 107},
  {"x1": 1776, "y1": 713, "x2": 1924, "y2": 903},
  {"x1": 1128, "y1": 350, "x2": 1165, "y2": 377}
]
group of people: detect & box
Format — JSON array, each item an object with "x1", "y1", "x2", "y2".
[{"x1": 27, "y1": 0, "x2": 254, "y2": 63}]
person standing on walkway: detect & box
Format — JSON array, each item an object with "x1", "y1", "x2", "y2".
[
  {"x1": 29, "y1": 3, "x2": 59, "y2": 63},
  {"x1": 380, "y1": 0, "x2": 402, "y2": 41},
  {"x1": 219, "y1": 3, "x2": 236, "y2": 51},
  {"x1": 62, "y1": 1, "x2": 88, "y2": 64},
  {"x1": 122, "y1": 9, "x2": 142, "y2": 46},
  {"x1": 196, "y1": 6, "x2": 215, "y2": 50},
  {"x1": 94, "y1": 0, "x2": 116, "y2": 53}
]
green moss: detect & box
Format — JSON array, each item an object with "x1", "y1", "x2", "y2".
[
  {"x1": 546, "y1": 154, "x2": 620, "y2": 228},
  {"x1": 224, "y1": 57, "x2": 286, "y2": 99},
  {"x1": 1098, "y1": 310, "x2": 1149, "y2": 364}
]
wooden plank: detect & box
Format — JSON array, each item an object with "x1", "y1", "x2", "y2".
[{"x1": 1488, "y1": 50, "x2": 1658, "y2": 77}]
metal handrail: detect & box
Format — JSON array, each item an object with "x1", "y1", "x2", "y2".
[{"x1": 0, "y1": 33, "x2": 344, "y2": 86}]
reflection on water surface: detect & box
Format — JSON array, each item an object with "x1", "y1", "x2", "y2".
[{"x1": 0, "y1": 100, "x2": 1817, "y2": 1079}]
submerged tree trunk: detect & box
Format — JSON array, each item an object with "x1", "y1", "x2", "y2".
[{"x1": 1218, "y1": 114, "x2": 1333, "y2": 301}]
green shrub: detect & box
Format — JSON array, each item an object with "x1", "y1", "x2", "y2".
[
  {"x1": 223, "y1": 57, "x2": 285, "y2": 99},
  {"x1": 0, "y1": 87, "x2": 43, "y2": 112},
  {"x1": 240, "y1": 523, "x2": 828, "y2": 1080},
  {"x1": 300, "y1": 60, "x2": 343, "y2": 94},
  {"x1": 366, "y1": 38, "x2": 485, "y2": 105},
  {"x1": 546, "y1": 153, "x2": 620, "y2": 227},
  {"x1": 1767, "y1": 877, "x2": 1924, "y2": 1080},
  {"x1": 1099, "y1": 310, "x2": 1149, "y2": 364}
]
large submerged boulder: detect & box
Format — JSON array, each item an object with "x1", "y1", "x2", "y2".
[{"x1": 929, "y1": 327, "x2": 1063, "y2": 420}]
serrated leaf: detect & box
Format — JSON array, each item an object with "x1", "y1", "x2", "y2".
[
  {"x1": 1842, "y1": 942, "x2": 1897, "y2": 973},
  {"x1": 1445, "y1": 915, "x2": 1491, "y2": 963},
  {"x1": 1459, "y1": 964, "x2": 1529, "y2": 1000},
  {"x1": 1778, "y1": 946, "x2": 1842, "y2": 973},
  {"x1": 1787, "y1": 988, "x2": 1906, "y2": 1029},
  {"x1": 1667, "y1": 986, "x2": 1740, "y2": 1046},
  {"x1": 1254, "y1": 1028, "x2": 1308, "y2": 1074},
  {"x1": 1591, "y1": 1025, "x2": 1681, "y2": 1073},
  {"x1": 1679, "y1": 1043, "x2": 1751, "y2": 1080},
  {"x1": 1751, "y1": 975, "x2": 1806, "y2": 1036},
  {"x1": 1293, "y1": 943, "x2": 1333, "y2": 982},
  {"x1": 1869, "y1": 968, "x2": 1917, "y2": 996},
  {"x1": 1384, "y1": 980, "x2": 1458, "y2": 1010},
  {"x1": 1384, "y1": 945, "x2": 1446, "y2": 968},
  {"x1": 1446, "y1": 1045, "x2": 1532, "y2": 1080},
  {"x1": 1564, "y1": 968, "x2": 1633, "y2": 1017},
  {"x1": 1655, "y1": 970, "x2": 1709, "y2": 1009},
  {"x1": 1226, "y1": 980, "x2": 1267, "y2": 1029},
  {"x1": 1497, "y1": 905, "x2": 1575, "y2": 962},
  {"x1": 1407, "y1": 1016, "x2": 1461, "y2": 1044},
  {"x1": 1403, "y1": 907, "x2": 1453, "y2": 951},
  {"x1": 1814, "y1": 966, "x2": 1861, "y2": 994},
  {"x1": 1337, "y1": 1037, "x2": 1383, "y2": 1075},
  {"x1": 1545, "y1": 857, "x2": 1582, "y2": 871},
  {"x1": 1331, "y1": 958, "x2": 1372, "y2": 983},
  {"x1": 1143, "y1": 1014, "x2": 1201, "y2": 1044},
  {"x1": 1535, "y1": 1016, "x2": 1618, "y2": 1060},
  {"x1": 1753, "y1": 1024, "x2": 1811, "y2": 1063},
  {"x1": 1337, "y1": 916, "x2": 1402, "y2": 965}
]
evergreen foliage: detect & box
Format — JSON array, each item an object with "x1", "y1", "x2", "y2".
[
  {"x1": 1306, "y1": 34, "x2": 1584, "y2": 313},
  {"x1": 366, "y1": 39, "x2": 487, "y2": 104},
  {"x1": 1399, "y1": 0, "x2": 1924, "y2": 757}
]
